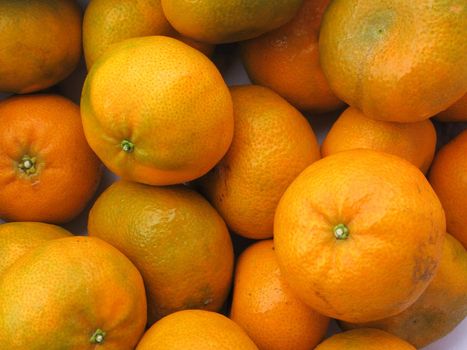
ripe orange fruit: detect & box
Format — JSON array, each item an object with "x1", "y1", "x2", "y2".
[
  {"x1": 88, "y1": 180, "x2": 234, "y2": 324},
  {"x1": 0, "y1": 222, "x2": 71, "y2": 277},
  {"x1": 319, "y1": 0, "x2": 467, "y2": 122},
  {"x1": 436, "y1": 94, "x2": 467, "y2": 122},
  {"x1": 315, "y1": 329, "x2": 416, "y2": 350},
  {"x1": 0, "y1": 0, "x2": 81, "y2": 93},
  {"x1": 199, "y1": 85, "x2": 320, "y2": 239},
  {"x1": 83, "y1": 0, "x2": 213, "y2": 69},
  {"x1": 0, "y1": 94, "x2": 102, "y2": 223},
  {"x1": 161, "y1": 0, "x2": 304, "y2": 44},
  {"x1": 341, "y1": 233, "x2": 467, "y2": 348},
  {"x1": 429, "y1": 130, "x2": 467, "y2": 248},
  {"x1": 274, "y1": 149, "x2": 446, "y2": 323},
  {"x1": 81, "y1": 36, "x2": 233, "y2": 185},
  {"x1": 322, "y1": 106, "x2": 437, "y2": 173},
  {"x1": 242, "y1": 0, "x2": 343, "y2": 113},
  {"x1": 0, "y1": 236, "x2": 147, "y2": 349},
  {"x1": 231, "y1": 240, "x2": 329, "y2": 350},
  {"x1": 136, "y1": 310, "x2": 258, "y2": 350}
]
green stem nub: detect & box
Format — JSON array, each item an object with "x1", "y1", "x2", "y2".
[
  {"x1": 121, "y1": 140, "x2": 134, "y2": 153},
  {"x1": 18, "y1": 155, "x2": 37, "y2": 175},
  {"x1": 90, "y1": 329, "x2": 106, "y2": 345},
  {"x1": 333, "y1": 224, "x2": 349, "y2": 240}
]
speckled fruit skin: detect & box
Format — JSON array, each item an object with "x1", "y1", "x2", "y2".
[
  {"x1": 88, "y1": 181, "x2": 234, "y2": 325},
  {"x1": 0, "y1": 0, "x2": 82, "y2": 94},
  {"x1": 161, "y1": 0, "x2": 304, "y2": 44},
  {"x1": 0, "y1": 222, "x2": 72, "y2": 277},
  {"x1": 429, "y1": 130, "x2": 467, "y2": 248},
  {"x1": 242, "y1": 0, "x2": 343, "y2": 113},
  {"x1": 0, "y1": 236, "x2": 147, "y2": 350},
  {"x1": 315, "y1": 328, "x2": 416, "y2": 350},
  {"x1": 83, "y1": 0, "x2": 171, "y2": 68},
  {"x1": 199, "y1": 85, "x2": 320, "y2": 239},
  {"x1": 136, "y1": 310, "x2": 258, "y2": 350},
  {"x1": 319, "y1": 0, "x2": 467, "y2": 122},
  {"x1": 341, "y1": 233, "x2": 467, "y2": 349},
  {"x1": 83, "y1": 0, "x2": 213, "y2": 69},
  {"x1": 231, "y1": 240, "x2": 329, "y2": 350},
  {"x1": 274, "y1": 149, "x2": 446, "y2": 323},
  {"x1": 321, "y1": 106, "x2": 437, "y2": 173},
  {"x1": 81, "y1": 36, "x2": 233, "y2": 186}
]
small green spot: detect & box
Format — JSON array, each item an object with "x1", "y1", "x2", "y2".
[
  {"x1": 333, "y1": 224, "x2": 349, "y2": 240},
  {"x1": 121, "y1": 140, "x2": 134, "y2": 153},
  {"x1": 90, "y1": 329, "x2": 106, "y2": 345},
  {"x1": 18, "y1": 155, "x2": 37, "y2": 175}
]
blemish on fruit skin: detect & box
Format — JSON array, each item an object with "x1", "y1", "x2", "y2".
[
  {"x1": 413, "y1": 255, "x2": 438, "y2": 283},
  {"x1": 450, "y1": 5, "x2": 462, "y2": 14},
  {"x1": 270, "y1": 35, "x2": 288, "y2": 49}
]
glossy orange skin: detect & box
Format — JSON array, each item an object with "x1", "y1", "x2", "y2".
[
  {"x1": 341, "y1": 233, "x2": 467, "y2": 348},
  {"x1": 0, "y1": 222, "x2": 71, "y2": 277},
  {"x1": 231, "y1": 240, "x2": 329, "y2": 350},
  {"x1": 242, "y1": 0, "x2": 343, "y2": 113},
  {"x1": 322, "y1": 107, "x2": 437, "y2": 173},
  {"x1": 88, "y1": 181, "x2": 234, "y2": 324},
  {"x1": 0, "y1": 236, "x2": 147, "y2": 350},
  {"x1": 161, "y1": 0, "x2": 304, "y2": 44},
  {"x1": 136, "y1": 310, "x2": 258, "y2": 350},
  {"x1": 274, "y1": 149, "x2": 446, "y2": 323},
  {"x1": 315, "y1": 329, "x2": 416, "y2": 350},
  {"x1": 81, "y1": 36, "x2": 233, "y2": 185},
  {"x1": 436, "y1": 94, "x2": 467, "y2": 122},
  {"x1": 429, "y1": 130, "x2": 467, "y2": 248},
  {"x1": 319, "y1": 0, "x2": 467, "y2": 122},
  {"x1": 0, "y1": 0, "x2": 81, "y2": 93},
  {"x1": 199, "y1": 85, "x2": 320, "y2": 239},
  {"x1": 83, "y1": 0, "x2": 213, "y2": 69},
  {"x1": 0, "y1": 95, "x2": 102, "y2": 223}
]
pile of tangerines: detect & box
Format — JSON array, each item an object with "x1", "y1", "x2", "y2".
[{"x1": 0, "y1": 1, "x2": 465, "y2": 349}]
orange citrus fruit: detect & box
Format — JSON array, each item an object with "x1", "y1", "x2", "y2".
[
  {"x1": 319, "y1": 0, "x2": 467, "y2": 122},
  {"x1": 0, "y1": 236, "x2": 147, "y2": 349},
  {"x1": 0, "y1": 0, "x2": 82, "y2": 93},
  {"x1": 81, "y1": 36, "x2": 233, "y2": 185},
  {"x1": 0, "y1": 94, "x2": 102, "y2": 223},
  {"x1": 315, "y1": 328, "x2": 416, "y2": 350},
  {"x1": 0, "y1": 222, "x2": 71, "y2": 277},
  {"x1": 321, "y1": 106, "x2": 437, "y2": 173},
  {"x1": 429, "y1": 130, "x2": 467, "y2": 248},
  {"x1": 136, "y1": 310, "x2": 258, "y2": 350},
  {"x1": 231, "y1": 240, "x2": 329, "y2": 350},
  {"x1": 341, "y1": 233, "x2": 467, "y2": 348},
  {"x1": 161, "y1": 0, "x2": 304, "y2": 44},
  {"x1": 83, "y1": 0, "x2": 213, "y2": 69},
  {"x1": 274, "y1": 149, "x2": 446, "y2": 323},
  {"x1": 242, "y1": 0, "x2": 343, "y2": 113},
  {"x1": 436, "y1": 94, "x2": 467, "y2": 122},
  {"x1": 199, "y1": 85, "x2": 320, "y2": 239},
  {"x1": 88, "y1": 180, "x2": 234, "y2": 324}
]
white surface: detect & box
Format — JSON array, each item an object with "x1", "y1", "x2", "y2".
[{"x1": 0, "y1": 0, "x2": 466, "y2": 348}]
